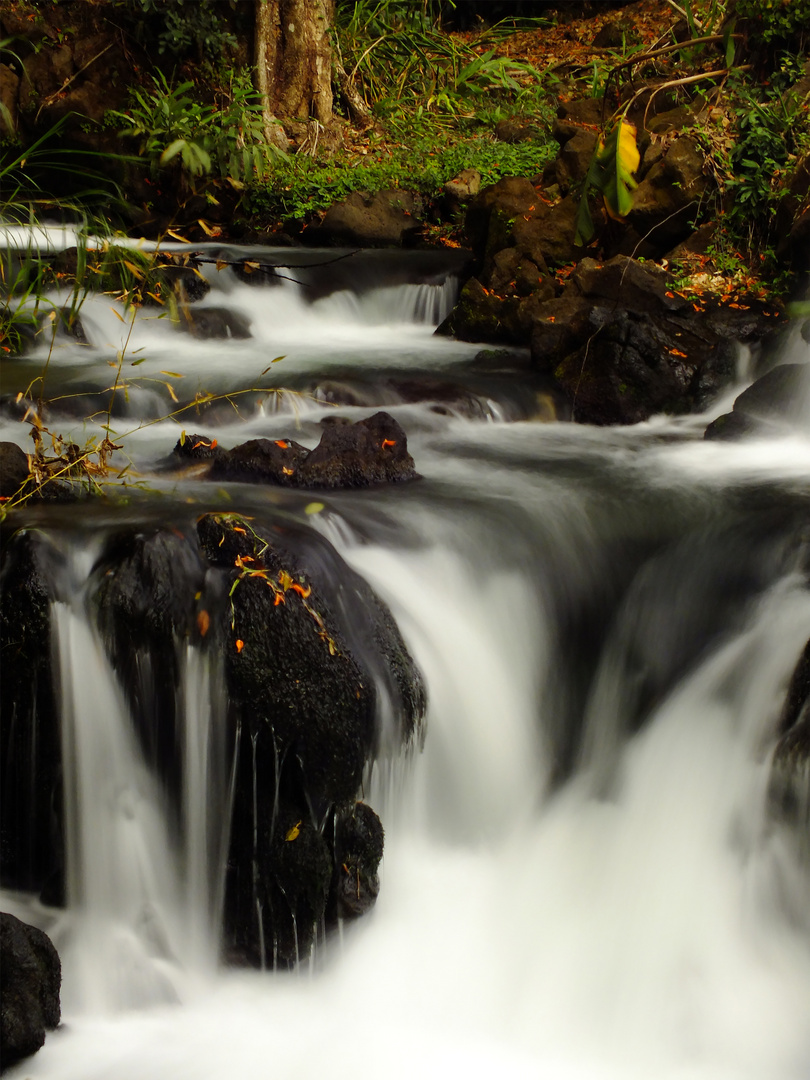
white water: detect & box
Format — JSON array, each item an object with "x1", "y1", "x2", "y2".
[{"x1": 4, "y1": 248, "x2": 810, "y2": 1079}]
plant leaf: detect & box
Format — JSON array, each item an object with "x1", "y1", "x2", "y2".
[{"x1": 598, "y1": 119, "x2": 639, "y2": 221}]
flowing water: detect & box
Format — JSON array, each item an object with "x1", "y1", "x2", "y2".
[{"x1": 2, "y1": 244, "x2": 810, "y2": 1079}]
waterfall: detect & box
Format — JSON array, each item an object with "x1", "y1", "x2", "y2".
[{"x1": 2, "y1": 244, "x2": 810, "y2": 1080}]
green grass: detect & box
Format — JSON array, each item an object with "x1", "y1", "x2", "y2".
[{"x1": 251, "y1": 122, "x2": 556, "y2": 223}]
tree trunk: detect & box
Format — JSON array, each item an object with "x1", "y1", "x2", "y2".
[{"x1": 254, "y1": 0, "x2": 335, "y2": 133}]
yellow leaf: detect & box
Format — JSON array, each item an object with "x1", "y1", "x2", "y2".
[
  {"x1": 305, "y1": 502, "x2": 325, "y2": 515},
  {"x1": 122, "y1": 260, "x2": 144, "y2": 280},
  {"x1": 278, "y1": 569, "x2": 294, "y2": 591},
  {"x1": 285, "y1": 821, "x2": 301, "y2": 842}
]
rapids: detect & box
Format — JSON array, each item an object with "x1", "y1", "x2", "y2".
[{"x1": 2, "y1": 244, "x2": 810, "y2": 1079}]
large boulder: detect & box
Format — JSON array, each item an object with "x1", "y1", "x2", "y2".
[
  {"x1": 197, "y1": 511, "x2": 425, "y2": 966},
  {"x1": 312, "y1": 190, "x2": 424, "y2": 247},
  {"x1": 0, "y1": 913, "x2": 61, "y2": 1072},
  {"x1": 627, "y1": 136, "x2": 710, "y2": 250},
  {"x1": 705, "y1": 363, "x2": 810, "y2": 440},
  {"x1": 0, "y1": 443, "x2": 29, "y2": 498}
]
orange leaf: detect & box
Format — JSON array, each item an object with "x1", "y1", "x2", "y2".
[
  {"x1": 274, "y1": 440, "x2": 288, "y2": 449},
  {"x1": 381, "y1": 439, "x2": 396, "y2": 448},
  {"x1": 197, "y1": 610, "x2": 210, "y2": 637},
  {"x1": 235, "y1": 639, "x2": 244, "y2": 653},
  {"x1": 233, "y1": 526, "x2": 247, "y2": 535},
  {"x1": 274, "y1": 591, "x2": 285, "y2": 606},
  {"x1": 291, "y1": 583, "x2": 311, "y2": 598}
]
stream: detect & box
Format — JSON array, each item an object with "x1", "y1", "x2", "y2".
[{"x1": 2, "y1": 240, "x2": 810, "y2": 1079}]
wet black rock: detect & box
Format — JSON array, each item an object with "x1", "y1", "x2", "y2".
[
  {"x1": 330, "y1": 802, "x2": 384, "y2": 920},
  {"x1": 209, "y1": 436, "x2": 310, "y2": 485},
  {"x1": 198, "y1": 512, "x2": 425, "y2": 968},
  {"x1": 177, "y1": 306, "x2": 252, "y2": 340},
  {"x1": 0, "y1": 531, "x2": 63, "y2": 902},
  {"x1": 309, "y1": 189, "x2": 424, "y2": 247},
  {"x1": 206, "y1": 413, "x2": 418, "y2": 490},
  {"x1": 298, "y1": 411, "x2": 418, "y2": 488},
  {"x1": 171, "y1": 432, "x2": 227, "y2": 463},
  {"x1": 92, "y1": 528, "x2": 208, "y2": 792},
  {"x1": 0, "y1": 442, "x2": 29, "y2": 498},
  {"x1": 0, "y1": 912, "x2": 61, "y2": 1072},
  {"x1": 705, "y1": 364, "x2": 810, "y2": 440}
]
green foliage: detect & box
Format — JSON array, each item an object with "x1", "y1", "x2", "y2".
[
  {"x1": 112, "y1": 69, "x2": 285, "y2": 186},
  {"x1": 335, "y1": 0, "x2": 547, "y2": 118},
  {"x1": 252, "y1": 125, "x2": 554, "y2": 222},
  {"x1": 734, "y1": 0, "x2": 810, "y2": 45},
  {"x1": 132, "y1": 0, "x2": 237, "y2": 60}
]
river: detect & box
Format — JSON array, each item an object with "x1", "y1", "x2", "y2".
[{"x1": 2, "y1": 240, "x2": 810, "y2": 1079}]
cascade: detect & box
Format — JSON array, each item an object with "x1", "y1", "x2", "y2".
[{"x1": 1, "y1": 245, "x2": 810, "y2": 1079}]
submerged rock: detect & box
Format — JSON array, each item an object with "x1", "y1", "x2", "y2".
[
  {"x1": 0, "y1": 912, "x2": 61, "y2": 1072},
  {"x1": 769, "y1": 640, "x2": 810, "y2": 837}
]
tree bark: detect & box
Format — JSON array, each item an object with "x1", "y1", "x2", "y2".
[{"x1": 254, "y1": 0, "x2": 335, "y2": 132}]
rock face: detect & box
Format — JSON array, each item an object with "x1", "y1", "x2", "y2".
[{"x1": 0, "y1": 913, "x2": 61, "y2": 1072}]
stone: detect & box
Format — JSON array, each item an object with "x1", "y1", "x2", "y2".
[
  {"x1": 443, "y1": 168, "x2": 481, "y2": 201},
  {"x1": 0, "y1": 442, "x2": 29, "y2": 498},
  {"x1": 177, "y1": 307, "x2": 252, "y2": 340},
  {"x1": 465, "y1": 176, "x2": 538, "y2": 255},
  {"x1": 627, "y1": 137, "x2": 710, "y2": 249},
  {"x1": 0, "y1": 531, "x2": 63, "y2": 903},
  {"x1": 550, "y1": 309, "x2": 725, "y2": 425},
  {"x1": 172, "y1": 432, "x2": 225, "y2": 462},
  {"x1": 494, "y1": 118, "x2": 536, "y2": 143},
  {"x1": 510, "y1": 195, "x2": 581, "y2": 267},
  {"x1": 330, "y1": 802, "x2": 384, "y2": 919},
  {"x1": 552, "y1": 98, "x2": 603, "y2": 144},
  {"x1": 197, "y1": 512, "x2": 424, "y2": 967},
  {"x1": 298, "y1": 411, "x2": 418, "y2": 488},
  {"x1": 314, "y1": 189, "x2": 423, "y2": 247},
  {"x1": 209, "y1": 437, "x2": 310, "y2": 485},
  {"x1": 436, "y1": 276, "x2": 524, "y2": 344},
  {"x1": 555, "y1": 128, "x2": 599, "y2": 192},
  {"x1": 572, "y1": 255, "x2": 689, "y2": 314},
  {"x1": 731, "y1": 363, "x2": 810, "y2": 424},
  {"x1": 528, "y1": 292, "x2": 593, "y2": 369},
  {"x1": 0, "y1": 913, "x2": 61, "y2": 1071}
]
